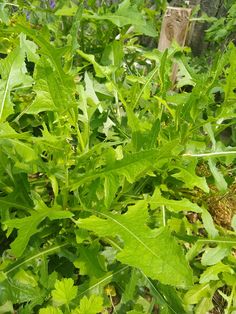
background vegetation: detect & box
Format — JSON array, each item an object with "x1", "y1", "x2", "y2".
[{"x1": 0, "y1": 0, "x2": 236, "y2": 313}]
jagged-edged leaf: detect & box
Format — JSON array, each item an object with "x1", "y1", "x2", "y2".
[
  {"x1": 200, "y1": 262, "x2": 233, "y2": 283},
  {"x1": 26, "y1": 58, "x2": 73, "y2": 114},
  {"x1": 150, "y1": 188, "x2": 202, "y2": 213},
  {"x1": 183, "y1": 283, "x2": 217, "y2": 305},
  {"x1": 71, "y1": 295, "x2": 104, "y2": 314},
  {"x1": 77, "y1": 50, "x2": 111, "y2": 78},
  {"x1": 52, "y1": 278, "x2": 78, "y2": 306},
  {"x1": 77, "y1": 206, "x2": 193, "y2": 288},
  {"x1": 5, "y1": 202, "x2": 73, "y2": 257},
  {"x1": 172, "y1": 166, "x2": 209, "y2": 193},
  {"x1": 74, "y1": 242, "x2": 106, "y2": 278},
  {"x1": 20, "y1": 33, "x2": 39, "y2": 64},
  {"x1": 16, "y1": 23, "x2": 69, "y2": 82},
  {"x1": 70, "y1": 141, "x2": 177, "y2": 191},
  {"x1": 15, "y1": 23, "x2": 76, "y2": 114}
]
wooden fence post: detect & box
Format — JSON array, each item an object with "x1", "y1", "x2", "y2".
[{"x1": 158, "y1": 7, "x2": 192, "y2": 84}]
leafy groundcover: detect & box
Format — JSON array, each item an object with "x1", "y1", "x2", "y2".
[{"x1": 0, "y1": 1, "x2": 236, "y2": 313}]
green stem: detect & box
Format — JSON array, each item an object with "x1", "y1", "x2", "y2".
[
  {"x1": 183, "y1": 151, "x2": 236, "y2": 157},
  {"x1": 226, "y1": 285, "x2": 235, "y2": 314}
]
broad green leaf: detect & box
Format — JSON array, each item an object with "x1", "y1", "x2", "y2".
[
  {"x1": 16, "y1": 23, "x2": 69, "y2": 82},
  {"x1": 0, "y1": 137, "x2": 37, "y2": 162},
  {"x1": 26, "y1": 58, "x2": 74, "y2": 114},
  {"x1": 77, "y1": 207, "x2": 193, "y2": 288},
  {"x1": 0, "y1": 279, "x2": 43, "y2": 305},
  {"x1": 13, "y1": 269, "x2": 38, "y2": 287},
  {"x1": 101, "y1": 40, "x2": 124, "y2": 67},
  {"x1": 0, "y1": 46, "x2": 33, "y2": 121},
  {"x1": 5, "y1": 212, "x2": 47, "y2": 257},
  {"x1": 20, "y1": 33, "x2": 39, "y2": 64},
  {"x1": 171, "y1": 166, "x2": 209, "y2": 193},
  {"x1": 5, "y1": 205, "x2": 73, "y2": 257},
  {"x1": 150, "y1": 188, "x2": 202, "y2": 213},
  {"x1": 183, "y1": 283, "x2": 214, "y2": 305},
  {"x1": 77, "y1": 50, "x2": 111, "y2": 78},
  {"x1": 201, "y1": 245, "x2": 231, "y2": 266},
  {"x1": 122, "y1": 268, "x2": 140, "y2": 302},
  {"x1": 72, "y1": 295, "x2": 103, "y2": 314},
  {"x1": 74, "y1": 242, "x2": 106, "y2": 278},
  {"x1": 200, "y1": 262, "x2": 233, "y2": 283},
  {"x1": 52, "y1": 278, "x2": 78, "y2": 306},
  {"x1": 70, "y1": 141, "x2": 177, "y2": 191}
]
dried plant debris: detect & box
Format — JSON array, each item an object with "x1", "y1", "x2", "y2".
[{"x1": 207, "y1": 183, "x2": 236, "y2": 228}]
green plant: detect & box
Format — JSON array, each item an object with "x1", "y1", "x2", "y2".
[{"x1": 0, "y1": 1, "x2": 236, "y2": 313}]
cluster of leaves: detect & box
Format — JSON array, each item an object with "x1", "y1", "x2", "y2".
[
  {"x1": 0, "y1": 0, "x2": 236, "y2": 313},
  {"x1": 205, "y1": 2, "x2": 236, "y2": 44}
]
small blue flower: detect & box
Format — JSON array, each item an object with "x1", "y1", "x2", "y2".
[
  {"x1": 49, "y1": 0, "x2": 55, "y2": 9},
  {"x1": 23, "y1": 9, "x2": 30, "y2": 20}
]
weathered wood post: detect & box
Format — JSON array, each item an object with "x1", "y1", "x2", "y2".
[
  {"x1": 169, "y1": 0, "x2": 226, "y2": 55},
  {"x1": 158, "y1": 7, "x2": 192, "y2": 84}
]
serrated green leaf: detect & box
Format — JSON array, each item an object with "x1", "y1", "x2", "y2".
[
  {"x1": 150, "y1": 189, "x2": 202, "y2": 213},
  {"x1": 77, "y1": 207, "x2": 193, "y2": 288},
  {"x1": 172, "y1": 166, "x2": 209, "y2": 193},
  {"x1": 5, "y1": 203, "x2": 73, "y2": 257},
  {"x1": 74, "y1": 242, "x2": 106, "y2": 278},
  {"x1": 72, "y1": 295, "x2": 103, "y2": 314},
  {"x1": 26, "y1": 57, "x2": 74, "y2": 114},
  {"x1": 52, "y1": 278, "x2": 78, "y2": 306},
  {"x1": 70, "y1": 141, "x2": 177, "y2": 191}
]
